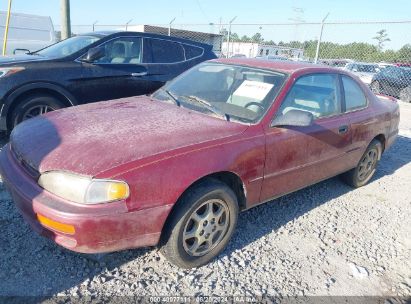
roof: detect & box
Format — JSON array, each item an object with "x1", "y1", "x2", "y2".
[
  {"x1": 78, "y1": 31, "x2": 213, "y2": 49},
  {"x1": 212, "y1": 58, "x2": 335, "y2": 74}
]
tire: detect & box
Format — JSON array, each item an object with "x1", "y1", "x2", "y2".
[
  {"x1": 370, "y1": 81, "x2": 381, "y2": 94},
  {"x1": 11, "y1": 94, "x2": 65, "y2": 128},
  {"x1": 400, "y1": 86, "x2": 411, "y2": 103},
  {"x1": 341, "y1": 139, "x2": 382, "y2": 188},
  {"x1": 159, "y1": 179, "x2": 239, "y2": 268}
]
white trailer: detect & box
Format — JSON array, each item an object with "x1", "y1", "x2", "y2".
[{"x1": 0, "y1": 11, "x2": 56, "y2": 55}]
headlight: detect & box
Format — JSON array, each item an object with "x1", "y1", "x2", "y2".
[
  {"x1": 38, "y1": 171, "x2": 130, "y2": 204},
  {"x1": 0, "y1": 67, "x2": 25, "y2": 78}
]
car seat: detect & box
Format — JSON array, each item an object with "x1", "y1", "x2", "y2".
[
  {"x1": 110, "y1": 42, "x2": 126, "y2": 63},
  {"x1": 128, "y1": 42, "x2": 142, "y2": 64}
]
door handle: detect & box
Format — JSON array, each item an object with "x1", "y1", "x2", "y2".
[
  {"x1": 338, "y1": 125, "x2": 349, "y2": 134},
  {"x1": 131, "y1": 71, "x2": 147, "y2": 77}
]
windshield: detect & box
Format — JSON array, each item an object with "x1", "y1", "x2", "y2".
[
  {"x1": 152, "y1": 62, "x2": 287, "y2": 123},
  {"x1": 35, "y1": 35, "x2": 101, "y2": 58}
]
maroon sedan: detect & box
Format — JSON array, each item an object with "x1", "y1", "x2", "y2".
[{"x1": 0, "y1": 59, "x2": 400, "y2": 268}]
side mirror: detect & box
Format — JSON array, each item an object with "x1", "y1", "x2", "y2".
[
  {"x1": 82, "y1": 47, "x2": 105, "y2": 63},
  {"x1": 13, "y1": 48, "x2": 31, "y2": 55},
  {"x1": 271, "y1": 109, "x2": 314, "y2": 127}
]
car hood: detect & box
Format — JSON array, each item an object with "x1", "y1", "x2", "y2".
[
  {"x1": 10, "y1": 96, "x2": 249, "y2": 177},
  {"x1": 0, "y1": 54, "x2": 49, "y2": 65}
]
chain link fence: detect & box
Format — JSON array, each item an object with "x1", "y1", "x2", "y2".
[{"x1": 55, "y1": 21, "x2": 411, "y2": 102}]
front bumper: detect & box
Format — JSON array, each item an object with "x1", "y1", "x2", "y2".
[{"x1": 0, "y1": 144, "x2": 172, "y2": 253}]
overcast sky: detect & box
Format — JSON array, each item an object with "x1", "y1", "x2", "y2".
[{"x1": 1, "y1": 0, "x2": 410, "y2": 49}]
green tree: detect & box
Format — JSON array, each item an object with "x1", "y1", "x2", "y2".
[
  {"x1": 251, "y1": 32, "x2": 263, "y2": 43},
  {"x1": 373, "y1": 29, "x2": 391, "y2": 51}
]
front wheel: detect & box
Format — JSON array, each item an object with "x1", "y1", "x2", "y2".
[
  {"x1": 159, "y1": 179, "x2": 239, "y2": 268},
  {"x1": 341, "y1": 139, "x2": 382, "y2": 188},
  {"x1": 11, "y1": 94, "x2": 65, "y2": 128}
]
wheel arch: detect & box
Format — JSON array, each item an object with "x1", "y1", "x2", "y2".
[
  {"x1": 4, "y1": 82, "x2": 79, "y2": 130},
  {"x1": 374, "y1": 133, "x2": 386, "y2": 153},
  {"x1": 158, "y1": 170, "x2": 246, "y2": 245}
]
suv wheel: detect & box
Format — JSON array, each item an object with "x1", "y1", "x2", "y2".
[
  {"x1": 159, "y1": 179, "x2": 239, "y2": 268},
  {"x1": 400, "y1": 86, "x2": 411, "y2": 103},
  {"x1": 11, "y1": 94, "x2": 65, "y2": 128},
  {"x1": 341, "y1": 139, "x2": 382, "y2": 188}
]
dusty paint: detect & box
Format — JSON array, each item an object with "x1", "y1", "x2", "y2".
[{"x1": 0, "y1": 60, "x2": 400, "y2": 254}]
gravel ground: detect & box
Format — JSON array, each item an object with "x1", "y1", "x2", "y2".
[{"x1": 0, "y1": 102, "x2": 410, "y2": 299}]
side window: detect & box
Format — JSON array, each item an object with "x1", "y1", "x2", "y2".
[
  {"x1": 342, "y1": 75, "x2": 367, "y2": 111},
  {"x1": 150, "y1": 39, "x2": 184, "y2": 63},
  {"x1": 184, "y1": 44, "x2": 203, "y2": 60},
  {"x1": 93, "y1": 37, "x2": 142, "y2": 64},
  {"x1": 277, "y1": 74, "x2": 341, "y2": 119}
]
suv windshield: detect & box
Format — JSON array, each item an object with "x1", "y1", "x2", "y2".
[
  {"x1": 35, "y1": 35, "x2": 101, "y2": 58},
  {"x1": 152, "y1": 62, "x2": 286, "y2": 123}
]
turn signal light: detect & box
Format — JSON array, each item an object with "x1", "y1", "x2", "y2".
[{"x1": 37, "y1": 214, "x2": 75, "y2": 235}]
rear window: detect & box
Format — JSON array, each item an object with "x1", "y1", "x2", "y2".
[
  {"x1": 342, "y1": 75, "x2": 367, "y2": 111},
  {"x1": 184, "y1": 44, "x2": 203, "y2": 60},
  {"x1": 150, "y1": 39, "x2": 185, "y2": 63}
]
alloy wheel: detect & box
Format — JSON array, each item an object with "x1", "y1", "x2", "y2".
[
  {"x1": 182, "y1": 199, "x2": 230, "y2": 257},
  {"x1": 22, "y1": 104, "x2": 56, "y2": 121},
  {"x1": 358, "y1": 148, "x2": 378, "y2": 181}
]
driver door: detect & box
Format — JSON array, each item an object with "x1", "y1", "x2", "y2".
[
  {"x1": 78, "y1": 36, "x2": 154, "y2": 104},
  {"x1": 260, "y1": 73, "x2": 353, "y2": 202}
]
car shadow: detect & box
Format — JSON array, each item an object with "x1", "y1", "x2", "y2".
[{"x1": 0, "y1": 126, "x2": 410, "y2": 297}]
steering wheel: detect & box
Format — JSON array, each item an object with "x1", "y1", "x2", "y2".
[{"x1": 244, "y1": 102, "x2": 265, "y2": 111}]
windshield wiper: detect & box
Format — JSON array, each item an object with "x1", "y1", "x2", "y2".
[
  {"x1": 160, "y1": 88, "x2": 180, "y2": 107},
  {"x1": 181, "y1": 95, "x2": 230, "y2": 121}
]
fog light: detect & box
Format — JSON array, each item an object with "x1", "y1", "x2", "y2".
[{"x1": 37, "y1": 214, "x2": 75, "y2": 235}]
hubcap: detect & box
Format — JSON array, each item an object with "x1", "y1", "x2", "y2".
[
  {"x1": 358, "y1": 148, "x2": 378, "y2": 181},
  {"x1": 182, "y1": 199, "x2": 229, "y2": 257},
  {"x1": 22, "y1": 105, "x2": 55, "y2": 121}
]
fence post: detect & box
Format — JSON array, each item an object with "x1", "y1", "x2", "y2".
[
  {"x1": 2, "y1": 0, "x2": 12, "y2": 56},
  {"x1": 227, "y1": 16, "x2": 237, "y2": 58},
  {"x1": 314, "y1": 13, "x2": 330, "y2": 64},
  {"x1": 168, "y1": 17, "x2": 176, "y2": 36}
]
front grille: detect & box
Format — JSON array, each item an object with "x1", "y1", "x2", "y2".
[{"x1": 10, "y1": 144, "x2": 40, "y2": 180}]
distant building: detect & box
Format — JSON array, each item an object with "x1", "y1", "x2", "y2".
[
  {"x1": 124, "y1": 25, "x2": 223, "y2": 54},
  {"x1": 222, "y1": 41, "x2": 304, "y2": 59}
]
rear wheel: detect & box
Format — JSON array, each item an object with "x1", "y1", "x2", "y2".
[
  {"x1": 159, "y1": 179, "x2": 239, "y2": 268},
  {"x1": 11, "y1": 94, "x2": 65, "y2": 128},
  {"x1": 400, "y1": 86, "x2": 411, "y2": 103},
  {"x1": 341, "y1": 139, "x2": 382, "y2": 188}
]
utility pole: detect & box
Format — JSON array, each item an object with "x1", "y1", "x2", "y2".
[
  {"x1": 314, "y1": 12, "x2": 329, "y2": 64},
  {"x1": 227, "y1": 16, "x2": 237, "y2": 58},
  {"x1": 60, "y1": 0, "x2": 71, "y2": 40}
]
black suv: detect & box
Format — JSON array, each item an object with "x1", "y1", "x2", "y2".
[
  {"x1": 371, "y1": 66, "x2": 411, "y2": 102},
  {"x1": 0, "y1": 31, "x2": 216, "y2": 131}
]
